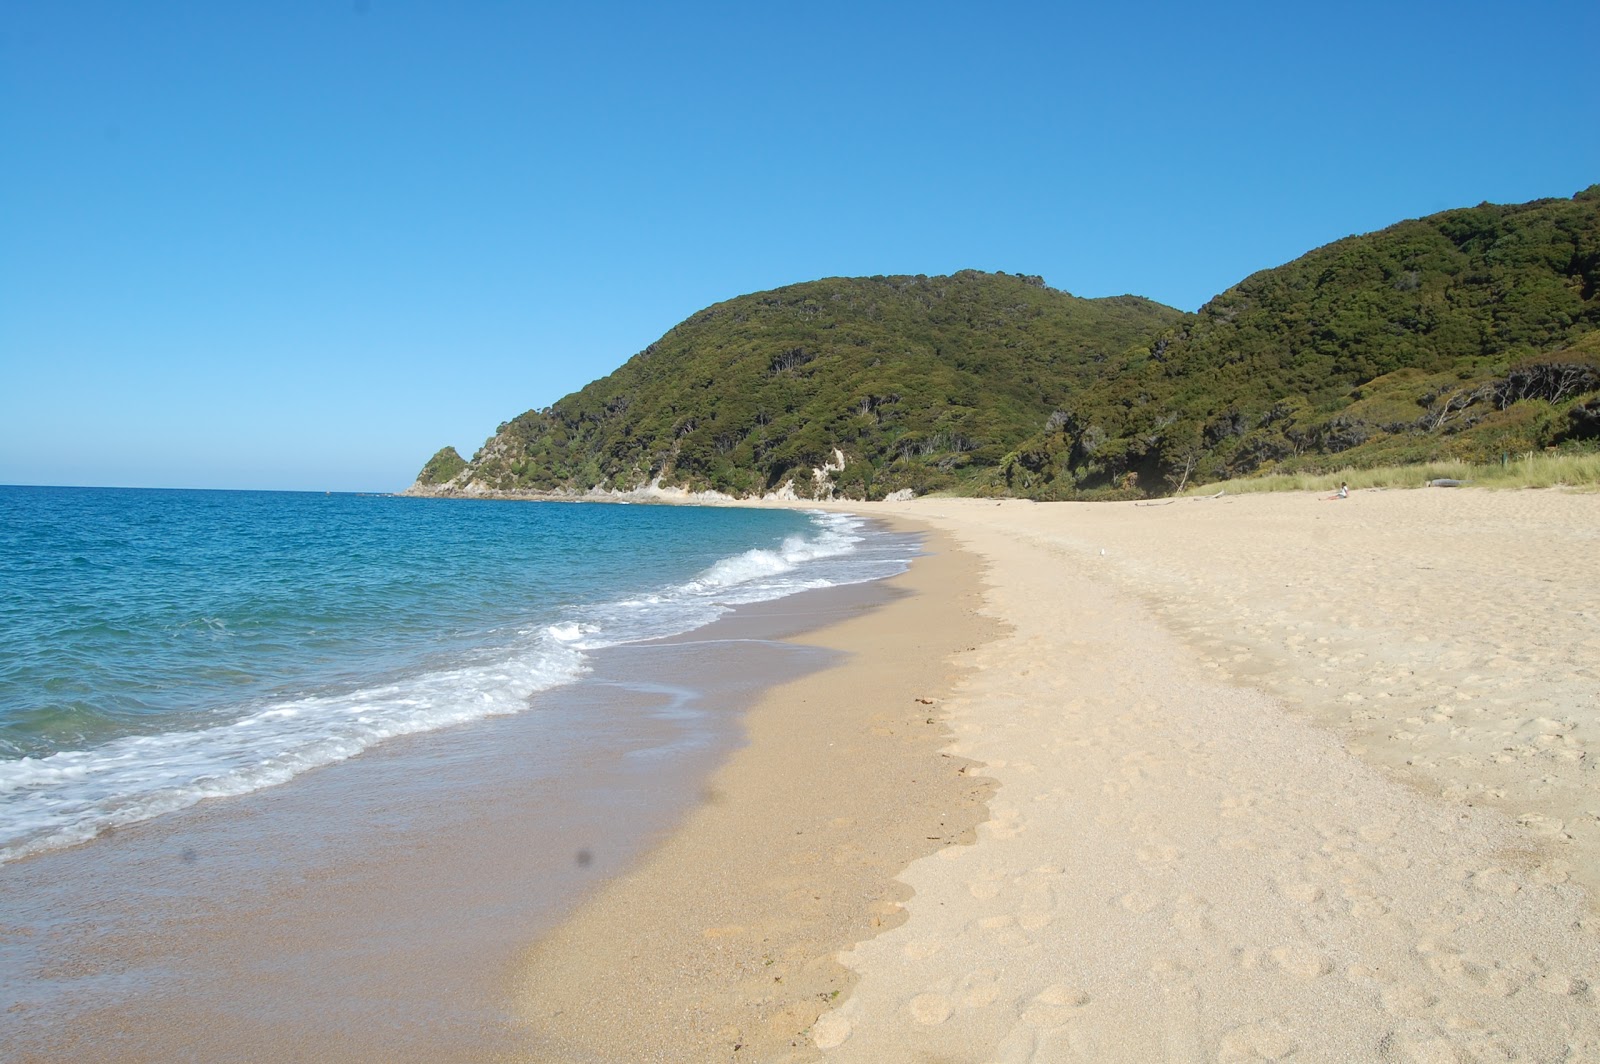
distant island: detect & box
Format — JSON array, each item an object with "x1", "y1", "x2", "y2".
[{"x1": 410, "y1": 186, "x2": 1600, "y2": 501}]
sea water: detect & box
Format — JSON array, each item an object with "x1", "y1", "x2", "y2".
[{"x1": 0, "y1": 486, "x2": 915, "y2": 863}]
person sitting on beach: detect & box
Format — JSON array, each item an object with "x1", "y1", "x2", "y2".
[{"x1": 1324, "y1": 482, "x2": 1349, "y2": 500}]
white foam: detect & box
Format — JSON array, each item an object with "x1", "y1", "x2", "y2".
[
  {"x1": 693, "y1": 523, "x2": 857, "y2": 589},
  {"x1": 0, "y1": 510, "x2": 915, "y2": 862},
  {"x1": 0, "y1": 636, "x2": 588, "y2": 862}
]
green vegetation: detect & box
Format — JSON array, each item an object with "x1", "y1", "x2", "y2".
[
  {"x1": 415, "y1": 446, "x2": 467, "y2": 486},
  {"x1": 1001, "y1": 187, "x2": 1600, "y2": 497},
  {"x1": 425, "y1": 271, "x2": 1185, "y2": 498},
  {"x1": 416, "y1": 187, "x2": 1600, "y2": 499},
  {"x1": 1182, "y1": 450, "x2": 1600, "y2": 496}
]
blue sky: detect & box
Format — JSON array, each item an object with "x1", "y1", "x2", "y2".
[{"x1": 2, "y1": 2, "x2": 1596, "y2": 491}]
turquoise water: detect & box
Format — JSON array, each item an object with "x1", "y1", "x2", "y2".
[{"x1": 0, "y1": 487, "x2": 914, "y2": 860}]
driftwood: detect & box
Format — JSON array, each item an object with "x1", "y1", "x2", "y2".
[{"x1": 1427, "y1": 478, "x2": 1467, "y2": 487}]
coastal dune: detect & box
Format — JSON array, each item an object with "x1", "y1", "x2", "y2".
[{"x1": 515, "y1": 488, "x2": 1600, "y2": 1062}]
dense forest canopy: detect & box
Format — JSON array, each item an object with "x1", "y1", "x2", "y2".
[{"x1": 414, "y1": 187, "x2": 1600, "y2": 500}]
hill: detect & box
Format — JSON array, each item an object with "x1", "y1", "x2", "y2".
[
  {"x1": 413, "y1": 186, "x2": 1600, "y2": 500},
  {"x1": 416, "y1": 271, "x2": 1187, "y2": 498},
  {"x1": 1002, "y1": 186, "x2": 1600, "y2": 495}
]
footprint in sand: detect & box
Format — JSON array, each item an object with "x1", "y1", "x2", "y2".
[
  {"x1": 1345, "y1": 891, "x2": 1391, "y2": 919},
  {"x1": 1279, "y1": 881, "x2": 1324, "y2": 904},
  {"x1": 1034, "y1": 983, "x2": 1091, "y2": 1007},
  {"x1": 1136, "y1": 842, "x2": 1182, "y2": 866},
  {"x1": 1395, "y1": 1035, "x2": 1461, "y2": 1064},
  {"x1": 1149, "y1": 957, "x2": 1190, "y2": 984},
  {"x1": 1270, "y1": 943, "x2": 1333, "y2": 980},
  {"x1": 1015, "y1": 864, "x2": 1065, "y2": 888},
  {"x1": 1516, "y1": 812, "x2": 1570, "y2": 839},
  {"x1": 988, "y1": 807, "x2": 1026, "y2": 839},
  {"x1": 1171, "y1": 893, "x2": 1214, "y2": 937},
  {"x1": 1020, "y1": 984, "x2": 1089, "y2": 1028},
  {"x1": 1530, "y1": 859, "x2": 1574, "y2": 886},
  {"x1": 1380, "y1": 983, "x2": 1438, "y2": 1016},
  {"x1": 1424, "y1": 950, "x2": 1517, "y2": 997},
  {"x1": 908, "y1": 992, "x2": 953, "y2": 1025},
  {"x1": 1533, "y1": 971, "x2": 1587, "y2": 996},
  {"x1": 1017, "y1": 911, "x2": 1052, "y2": 932},
  {"x1": 1466, "y1": 867, "x2": 1522, "y2": 896},
  {"x1": 1219, "y1": 793, "x2": 1264, "y2": 819},
  {"x1": 811, "y1": 1011, "x2": 851, "y2": 1049},
  {"x1": 1119, "y1": 890, "x2": 1162, "y2": 914},
  {"x1": 959, "y1": 969, "x2": 1002, "y2": 1008},
  {"x1": 1217, "y1": 1023, "x2": 1298, "y2": 1063}
]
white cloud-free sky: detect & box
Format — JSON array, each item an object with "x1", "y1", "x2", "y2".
[{"x1": 3, "y1": 1, "x2": 1596, "y2": 490}]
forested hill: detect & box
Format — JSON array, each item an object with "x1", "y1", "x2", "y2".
[
  {"x1": 1002, "y1": 186, "x2": 1600, "y2": 495},
  {"x1": 413, "y1": 186, "x2": 1600, "y2": 500},
  {"x1": 412, "y1": 271, "x2": 1187, "y2": 498}
]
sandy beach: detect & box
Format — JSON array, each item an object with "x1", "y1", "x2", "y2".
[
  {"x1": 510, "y1": 525, "x2": 996, "y2": 1062},
  {"x1": 515, "y1": 488, "x2": 1600, "y2": 1062}
]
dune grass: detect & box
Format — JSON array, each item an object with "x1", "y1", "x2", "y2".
[{"x1": 1181, "y1": 450, "x2": 1600, "y2": 496}]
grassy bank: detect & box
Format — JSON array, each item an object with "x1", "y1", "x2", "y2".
[{"x1": 1181, "y1": 450, "x2": 1600, "y2": 496}]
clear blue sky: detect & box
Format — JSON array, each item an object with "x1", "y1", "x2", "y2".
[{"x1": 3, "y1": 1, "x2": 1596, "y2": 491}]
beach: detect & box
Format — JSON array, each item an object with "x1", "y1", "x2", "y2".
[
  {"x1": 8, "y1": 488, "x2": 1599, "y2": 1061},
  {"x1": 516, "y1": 487, "x2": 1600, "y2": 1061},
  {"x1": 0, "y1": 497, "x2": 922, "y2": 1061},
  {"x1": 510, "y1": 525, "x2": 995, "y2": 1062}
]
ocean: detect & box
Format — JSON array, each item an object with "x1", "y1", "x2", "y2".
[{"x1": 0, "y1": 486, "x2": 916, "y2": 865}]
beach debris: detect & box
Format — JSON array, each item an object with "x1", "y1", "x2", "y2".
[
  {"x1": 1428, "y1": 478, "x2": 1468, "y2": 487},
  {"x1": 916, "y1": 697, "x2": 935, "y2": 704}
]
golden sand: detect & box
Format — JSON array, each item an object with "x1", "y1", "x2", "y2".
[
  {"x1": 515, "y1": 488, "x2": 1600, "y2": 1062},
  {"x1": 510, "y1": 524, "x2": 995, "y2": 1062}
]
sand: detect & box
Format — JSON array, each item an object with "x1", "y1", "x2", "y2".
[
  {"x1": 514, "y1": 488, "x2": 1600, "y2": 1062},
  {"x1": 510, "y1": 524, "x2": 996, "y2": 1062}
]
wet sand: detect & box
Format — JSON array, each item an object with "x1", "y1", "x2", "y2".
[
  {"x1": 16, "y1": 487, "x2": 1600, "y2": 1062},
  {"x1": 0, "y1": 572, "x2": 916, "y2": 1062},
  {"x1": 511, "y1": 488, "x2": 1600, "y2": 1062},
  {"x1": 510, "y1": 523, "x2": 994, "y2": 1062}
]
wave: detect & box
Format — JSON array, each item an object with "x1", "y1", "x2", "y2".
[{"x1": 0, "y1": 510, "x2": 912, "y2": 863}]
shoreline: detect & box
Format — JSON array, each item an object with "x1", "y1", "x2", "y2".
[
  {"x1": 510, "y1": 487, "x2": 1600, "y2": 1061},
  {"x1": 509, "y1": 520, "x2": 996, "y2": 1062},
  {"x1": 0, "y1": 522, "x2": 925, "y2": 1063},
  {"x1": 11, "y1": 488, "x2": 1599, "y2": 1060}
]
